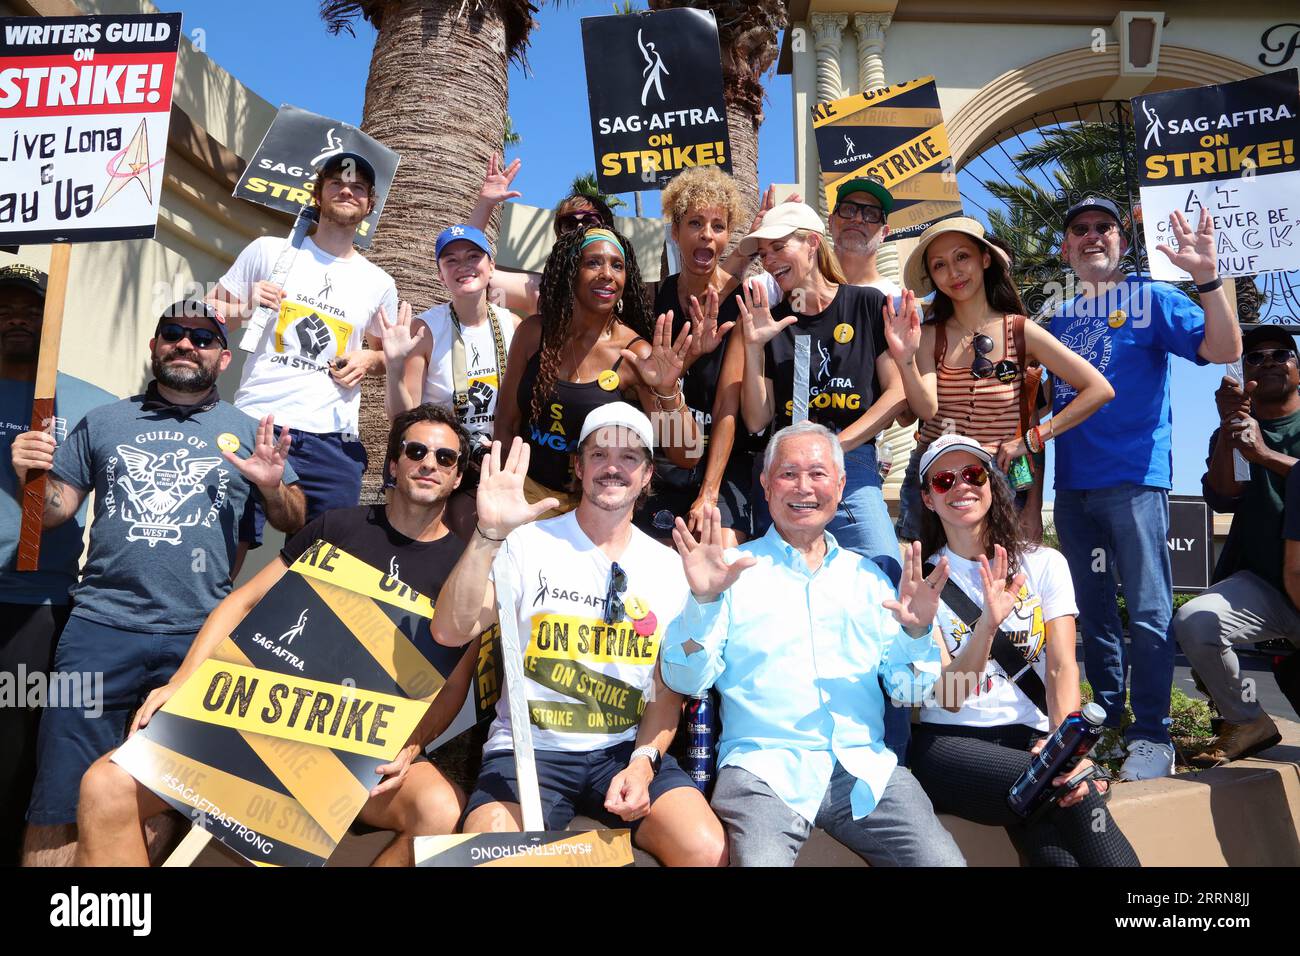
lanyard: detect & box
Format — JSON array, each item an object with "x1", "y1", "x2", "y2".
[{"x1": 449, "y1": 302, "x2": 508, "y2": 417}]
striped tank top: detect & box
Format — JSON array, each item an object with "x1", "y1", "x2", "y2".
[{"x1": 918, "y1": 313, "x2": 1024, "y2": 449}]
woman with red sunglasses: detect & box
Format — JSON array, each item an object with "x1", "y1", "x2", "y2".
[
  {"x1": 885, "y1": 218, "x2": 1112, "y2": 543},
  {"x1": 907, "y1": 434, "x2": 1138, "y2": 866}
]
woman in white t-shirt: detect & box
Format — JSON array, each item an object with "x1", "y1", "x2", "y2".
[
  {"x1": 382, "y1": 224, "x2": 521, "y2": 539},
  {"x1": 908, "y1": 433, "x2": 1139, "y2": 866}
]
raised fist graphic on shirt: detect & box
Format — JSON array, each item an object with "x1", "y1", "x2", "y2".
[
  {"x1": 295, "y1": 314, "x2": 333, "y2": 360},
  {"x1": 467, "y1": 380, "x2": 494, "y2": 414}
]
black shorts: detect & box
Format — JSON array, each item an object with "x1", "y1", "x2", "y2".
[
  {"x1": 635, "y1": 456, "x2": 754, "y2": 538},
  {"x1": 465, "y1": 741, "x2": 694, "y2": 831}
]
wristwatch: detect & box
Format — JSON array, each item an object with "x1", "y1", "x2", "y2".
[{"x1": 629, "y1": 745, "x2": 662, "y2": 775}]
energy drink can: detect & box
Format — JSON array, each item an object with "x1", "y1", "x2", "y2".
[
  {"x1": 1007, "y1": 702, "x2": 1106, "y2": 818},
  {"x1": 683, "y1": 694, "x2": 716, "y2": 794},
  {"x1": 1007, "y1": 453, "x2": 1034, "y2": 491}
]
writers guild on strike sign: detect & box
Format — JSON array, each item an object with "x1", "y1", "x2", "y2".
[{"x1": 0, "y1": 12, "x2": 182, "y2": 244}]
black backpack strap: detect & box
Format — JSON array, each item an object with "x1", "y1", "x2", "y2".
[{"x1": 938, "y1": 578, "x2": 1049, "y2": 717}]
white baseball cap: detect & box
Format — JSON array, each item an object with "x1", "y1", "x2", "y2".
[
  {"x1": 919, "y1": 433, "x2": 995, "y2": 479},
  {"x1": 578, "y1": 402, "x2": 655, "y2": 455},
  {"x1": 737, "y1": 202, "x2": 826, "y2": 257}
]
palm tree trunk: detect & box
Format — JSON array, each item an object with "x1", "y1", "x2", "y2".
[
  {"x1": 355, "y1": 1, "x2": 509, "y2": 503},
  {"x1": 724, "y1": 99, "x2": 761, "y2": 225}
]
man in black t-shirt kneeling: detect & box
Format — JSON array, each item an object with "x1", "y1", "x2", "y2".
[{"x1": 75, "y1": 405, "x2": 477, "y2": 866}]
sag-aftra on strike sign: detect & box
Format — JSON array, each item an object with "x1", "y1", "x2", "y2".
[{"x1": 0, "y1": 12, "x2": 181, "y2": 245}]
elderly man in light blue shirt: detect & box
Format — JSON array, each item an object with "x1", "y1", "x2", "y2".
[{"x1": 662, "y1": 420, "x2": 973, "y2": 866}]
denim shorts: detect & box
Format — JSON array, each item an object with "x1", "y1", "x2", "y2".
[
  {"x1": 465, "y1": 741, "x2": 694, "y2": 831},
  {"x1": 27, "y1": 613, "x2": 194, "y2": 826},
  {"x1": 240, "y1": 427, "x2": 367, "y2": 545}
]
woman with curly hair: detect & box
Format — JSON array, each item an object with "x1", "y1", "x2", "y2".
[
  {"x1": 885, "y1": 218, "x2": 1112, "y2": 543},
  {"x1": 494, "y1": 224, "x2": 700, "y2": 512},
  {"x1": 907, "y1": 434, "x2": 1138, "y2": 867},
  {"x1": 638, "y1": 167, "x2": 778, "y2": 545}
]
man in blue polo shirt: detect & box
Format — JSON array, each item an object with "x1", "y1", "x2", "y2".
[
  {"x1": 1049, "y1": 197, "x2": 1240, "y2": 780},
  {"x1": 0, "y1": 264, "x2": 115, "y2": 864}
]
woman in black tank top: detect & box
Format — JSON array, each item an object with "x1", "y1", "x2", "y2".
[{"x1": 494, "y1": 225, "x2": 702, "y2": 506}]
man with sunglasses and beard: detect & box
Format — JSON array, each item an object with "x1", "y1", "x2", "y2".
[
  {"x1": 829, "y1": 177, "x2": 900, "y2": 298},
  {"x1": 433, "y1": 403, "x2": 727, "y2": 866},
  {"x1": 1174, "y1": 327, "x2": 1300, "y2": 767},
  {"x1": 1049, "y1": 197, "x2": 1241, "y2": 781},
  {"x1": 76, "y1": 403, "x2": 477, "y2": 866},
  {"x1": 8, "y1": 300, "x2": 305, "y2": 865},
  {"x1": 207, "y1": 150, "x2": 398, "y2": 544}
]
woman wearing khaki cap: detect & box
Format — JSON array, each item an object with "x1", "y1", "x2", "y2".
[
  {"x1": 886, "y1": 217, "x2": 1112, "y2": 543},
  {"x1": 735, "y1": 201, "x2": 906, "y2": 585}
]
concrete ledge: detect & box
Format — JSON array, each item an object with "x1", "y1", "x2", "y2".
[{"x1": 194, "y1": 718, "x2": 1300, "y2": 867}]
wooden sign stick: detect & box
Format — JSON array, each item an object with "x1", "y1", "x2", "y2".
[{"x1": 17, "y1": 243, "x2": 71, "y2": 571}]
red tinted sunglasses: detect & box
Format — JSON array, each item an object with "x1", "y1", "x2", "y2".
[{"x1": 928, "y1": 463, "x2": 989, "y2": 494}]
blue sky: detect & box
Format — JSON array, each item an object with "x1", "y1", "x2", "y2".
[{"x1": 156, "y1": 0, "x2": 1223, "y2": 499}]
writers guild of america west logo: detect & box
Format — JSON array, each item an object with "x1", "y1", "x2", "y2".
[
  {"x1": 296, "y1": 313, "x2": 333, "y2": 360},
  {"x1": 114, "y1": 445, "x2": 223, "y2": 546}
]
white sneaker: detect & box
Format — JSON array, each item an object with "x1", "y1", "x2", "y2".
[{"x1": 1119, "y1": 739, "x2": 1176, "y2": 781}]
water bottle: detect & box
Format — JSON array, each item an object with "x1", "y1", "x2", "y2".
[
  {"x1": 1007, "y1": 702, "x2": 1106, "y2": 818},
  {"x1": 683, "y1": 694, "x2": 716, "y2": 795},
  {"x1": 1007, "y1": 453, "x2": 1034, "y2": 491}
]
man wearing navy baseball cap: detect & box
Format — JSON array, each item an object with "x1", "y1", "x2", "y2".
[
  {"x1": 383, "y1": 223, "x2": 522, "y2": 539},
  {"x1": 1048, "y1": 195, "x2": 1241, "y2": 781},
  {"x1": 206, "y1": 144, "x2": 400, "y2": 544}
]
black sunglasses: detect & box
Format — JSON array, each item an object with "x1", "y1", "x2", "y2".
[
  {"x1": 1245, "y1": 348, "x2": 1296, "y2": 367},
  {"x1": 559, "y1": 211, "x2": 605, "y2": 233},
  {"x1": 969, "y1": 333, "x2": 1020, "y2": 383},
  {"x1": 603, "y1": 561, "x2": 628, "y2": 625},
  {"x1": 400, "y1": 440, "x2": 460, "y2": 468},
  {"x1": 835, "y1": 199, "x2": 885, "y2": 224},
  {"x1": 157, "y1": 323, "x2": 223, "y2": 350},
  {"x1": 929, "y1": 463, "x2": 990, "y2": 494},
  {"x1": 1068, "y1": 221, "x2": 1119, "y2": 237}
]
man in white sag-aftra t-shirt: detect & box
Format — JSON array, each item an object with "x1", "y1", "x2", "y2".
[
  {"x1": 207, "y1": 150, "x2": 398, "y2": 543},
  {"x1": 432, "y1": 403, "x2": 727, "y2": 867}
]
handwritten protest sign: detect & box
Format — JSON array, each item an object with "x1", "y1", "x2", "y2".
[
  {"x1": 0, "y1": 12, "x2": 181, "y2": 245},
  {"x1": 1132, "y1": 69, "x2": 1300, "y2": 281}
]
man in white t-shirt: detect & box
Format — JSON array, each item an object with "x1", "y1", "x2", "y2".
[
  {"x1": 207, "y1": 150, "x2": 398, "y2": 541},
  {"x1": 432, "y1": 403, "x2": 726, "y2": 866},
  {"x1": 829, "y1": 177, "x2": 901, "y2": 299}
]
